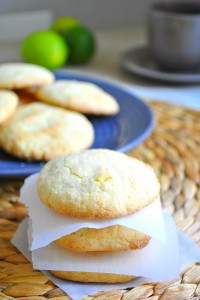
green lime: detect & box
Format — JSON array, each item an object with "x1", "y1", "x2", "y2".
[
  {"x1": 21, "y1": 30, "x2": 68, "y2": 70},
  {"x1": 51, "y1": 16, "x2": 79, "y2": 35},
  {"x1": 63, "y1": 26, "x2": 96, "y2": 64}
]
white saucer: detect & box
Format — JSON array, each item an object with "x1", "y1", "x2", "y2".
[{"x1": 121, "y1": 46, "x2": 200, "y2": 83}]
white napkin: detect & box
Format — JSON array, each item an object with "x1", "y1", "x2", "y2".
[
  {"x1": 126, "y1": 84, "x2": 200, "y2": 111},
  {"x1": 20, "y1": 173, "x2": 166, "y2": 250}
]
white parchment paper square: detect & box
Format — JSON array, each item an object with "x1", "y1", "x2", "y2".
[
  {"x1": 12, "y1": 214, "x2": 200, "y2": 300},
  {"x1": 20, "y1": 173, "x2": 166, "y2": 250},
  {"x1": 30, "y1": 213, "x2": 179, "y2": 280},
  {"x1": 13, "y1": 214, "x2": 179, "y2": 280}
]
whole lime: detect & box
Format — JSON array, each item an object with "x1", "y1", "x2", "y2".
[
  {"x1": 63, "y1": 26, "x2": 96, "y2": 64},
  {"x1": 51, "y1": 16, "x2": 79, "y2": 35},
  {"x1": 21, "y1": 30, "x2": 68, "y2": 70}
]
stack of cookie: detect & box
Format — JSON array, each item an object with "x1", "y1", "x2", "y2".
[
  {"x1": 0, "y1": 63, "x2": 119, "y2": 161},
  {"x1": 34, "y1": 148, "x2": 160, "y2": 283}
]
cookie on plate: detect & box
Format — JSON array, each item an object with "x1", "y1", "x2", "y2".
[
  {"x1": 0, "y1": 63, "x2": 54, "y2": 89},
  {"x1": 51, "y1": 270, "x2": 136, "y2": 283},
  {"x1": 35, "y1": 80, "x2": 120, "y2": 115},
  {"x1": 56, "y1": 225, "x2": 150, "y2": 252},
  {"x1": 38, "y1": 149, "x2": 160, "y2": 219},
  {"x1": 16, "y1": 89, "x2": 39, "y2": 106},
  {"x1": 0, "y1": 90, "x2": 19, "y2": 124},
  {"x1": 0, "y1": 102, "x2": 94, "y2": 161}
]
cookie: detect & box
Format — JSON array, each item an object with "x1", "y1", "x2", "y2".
[
  {"x1": 51, "y1": 270, "x2": 136, "y2": 283},
  {"x1": 35, "y1": 80, "x2": 119, "y2": 115},
  {"x1": 0, "y1": 90, "x2": 19, "y2": 124},
  {"x1": 56, "y1": 225, "x2": 150, "y2": 252},
  {"x1": 0, "y1": 63, "x2": 54, "y2": 89},
  {"x1": 16, "y1": 90, "x2": 39, "y2": 106},
  {"x1": 0, "y1": 102, "x2": 94, "y2": 161},
  {"x1": 38, "y1": 149, "x2": 160, "y2": 218}
]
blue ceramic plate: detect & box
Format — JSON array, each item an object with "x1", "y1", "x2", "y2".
[{"x1": 0, "y1": 72, "x2": 154, "y2": 178}]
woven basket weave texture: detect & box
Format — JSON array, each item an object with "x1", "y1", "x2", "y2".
[{"x1": 0, "y1": 101, "x2": 200, "y2": 300}]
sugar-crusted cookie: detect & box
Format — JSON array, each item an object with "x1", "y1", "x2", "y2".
[
  {"x1": 56, "y1": 225, "x2": 150, "y2": 252},
  {"x1": 0, "y1": 103, "x2": 94, "y2": 161},
  {"x1": 0, "y1": 63, "x2": 54, "y2": 89},
  {"x1": 0, "y1": 90, "x2": 19, "y2": 124},
  {"x1": 38, "y1": 149, "x2": 160, "y2": 218},
  {"x1": 51, "y1": 271, "x2": 136, "y2": 283},
  {"x1": 35, "y1": 80, "x2": 120, "y2": 115}
]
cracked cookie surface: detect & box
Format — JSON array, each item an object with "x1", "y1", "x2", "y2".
[
  {"x1": 35, "y1": 80, "x2": 119, "y2": 115},
  {"x1": 0, "y1": 63, "x2": 54, "y2": 89},
  {"x1": 38, "y1": 149, "x2": 160, "y2": 218},
  {"x1": 0, "y1": 102, "x2": 94, "y2": 161},
  {"x1": 56, "y1": 225, "x2": 151, "y2": 252}
]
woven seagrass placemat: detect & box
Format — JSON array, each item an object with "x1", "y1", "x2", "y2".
[{"x1": 0, "y1": 101, "x2": 200, "y2": 300}]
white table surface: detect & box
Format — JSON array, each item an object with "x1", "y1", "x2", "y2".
[{"x1": 1, "y1": 28, "x2": 200, "y2": 110}]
